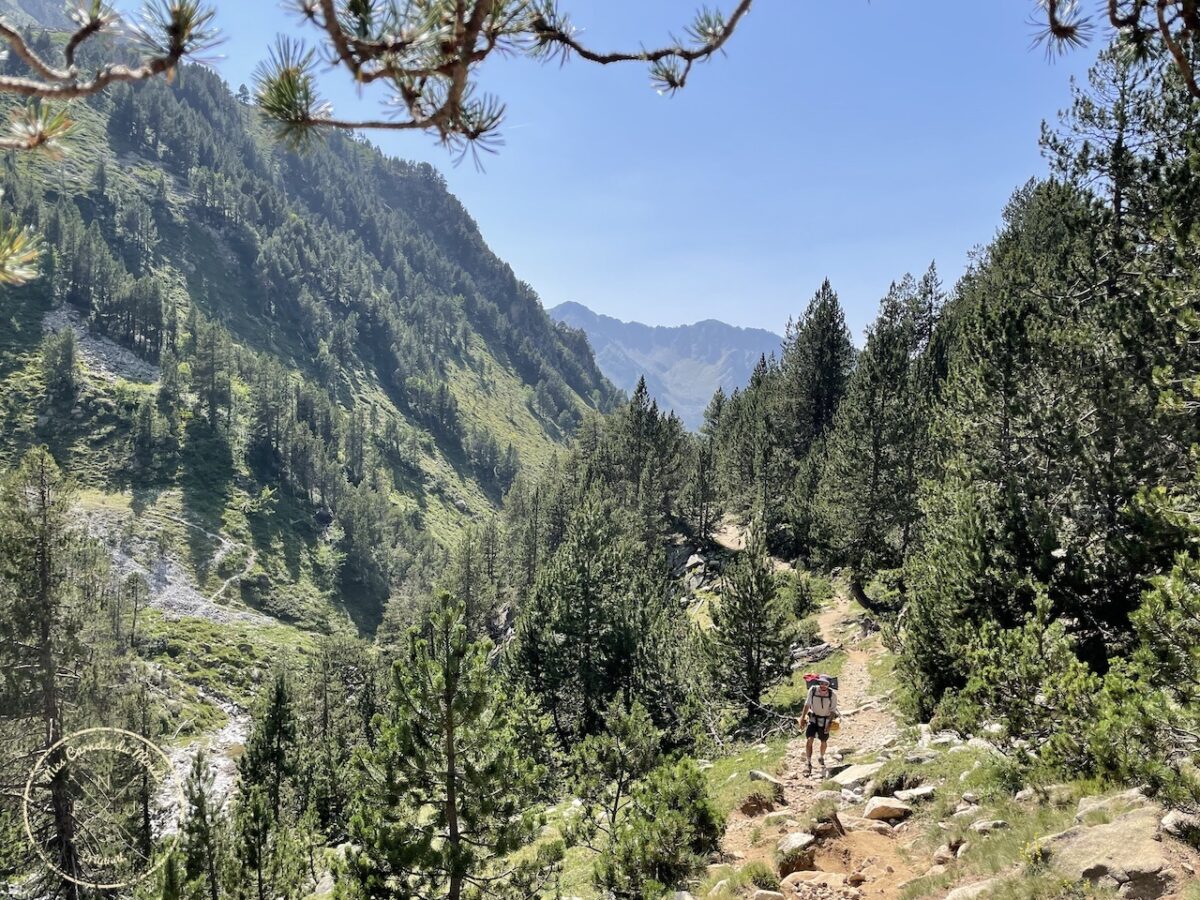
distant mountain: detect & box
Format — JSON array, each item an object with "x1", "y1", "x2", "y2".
[
  {"x1": 549, "y1": 302, "x2": 782, "y2": 430},
  {"x1": 0, "y1": 0, "x2": 69, "y2": 27}
]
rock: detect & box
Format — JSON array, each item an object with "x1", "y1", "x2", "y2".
[
  {"x1": 1046, "y1": 807, "x2": 1174, "y2": 898},
  {"x1": 750, "y1": 769, "x2": 784, "y2": 789},
  {"x1": 905, "y1": 750, "x2": 940, "y2": 764},
  {"x1": 673, "y1": 893, "x2": 697, "y2": 900},
  {"x1": 313, "y1": 871, "x2": 335, "y2": 896},
  {"x1": 966, "y1": 737, "x2": 1004, "y2": 755},
  {"x1": 1015, "y1": 787, "x2": 1036, "y2": 802},
  {"x1": 777, "y1": 831, "x2": 817, "y2": 875},
  {"x1": 848, "y1": 872, "x2": 867, "y2": 886},
  {"x1": 863, "y1": 796, "x2": 913, "y2": 821},
  {"x1": 945, "y1": 879, "x2": 999, "y2": 900},
  {"x1": 895, "y1": 784, "x2": 937, "y2": 802},
  {"x1": 685, "y1": 554, "x2": 705, "y2": 570},
  {"x1": 957, "y1": 841, "x2": 971, "y2": 857},
  {"x1": 926, "y1": 864, "x2": 948, "y2": 877},
  {"x1": 970, "y1": 819, "x2": 1009, "y2": 835},
  {"x1": 832, "y1": 761, "x2": 886, "y2": 788},
  {"x1": 763, "y1": 811, "x2": 794, "y2": 826},
  {"x1": 841, "y1": 815, "x2": 892, "y2": 834},
  {"x1": 707, "y1": 881, "x2": 728, "y2": 897},
  {"x1": 933, "y1": 844, "x2": 955, "y2": 865},
  {"x1": 929, "y1": 732, "x2": 962, "y2": 748},
  {"x1": 1161, "y1": 808, "x2": 1200, "y2": 839},
  {"x1": 1075, "y1": 787, "x2": 1149, "y2": 823},
  {"x1": 750, "y1": 892, "x2": 784, "y2": 900},
  {"x1": 961, "y1": 792, "x2": 980, "y2": 804},
  {"x1": 814, "y1": 790, "x2": 843, "y2": 804}
]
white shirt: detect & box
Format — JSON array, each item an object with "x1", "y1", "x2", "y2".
[{"x1": 807, "y1": 686, "x2": 838, "y2": 718}]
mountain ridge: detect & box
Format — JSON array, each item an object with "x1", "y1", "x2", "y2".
[{"x1": 549, "y1": 300, "x2": 782, "y2": 429}]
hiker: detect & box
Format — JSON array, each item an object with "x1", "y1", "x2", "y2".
[{"x1": 799, "y1": 675, "x2": 839, "y2": 777}]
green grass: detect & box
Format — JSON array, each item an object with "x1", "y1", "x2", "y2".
[
  {"x1": 704, "y1": 738, "x2": 789, "y2": 814},
  {"x1": 697, "y1": 860, "x2": 780, "y2": 899},
  {"x1": 138, "y1": 610, "x2": 317, "y2": 707}
]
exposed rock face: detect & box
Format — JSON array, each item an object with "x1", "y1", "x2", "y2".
[
  {"x1": 1047, "y1": 807, "x2": 1174, "y2": 898},
  {"x1": 1075, "y1": 787, "x2": 1149, "y2": 823}
]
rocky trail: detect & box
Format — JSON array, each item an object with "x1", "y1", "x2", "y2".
[
  {"x1": 705, "y1": 522, "x2": 1200, "y2": 899},
  {"x1": 718, "y1": 589, "x2": 924, "y2": 898}
]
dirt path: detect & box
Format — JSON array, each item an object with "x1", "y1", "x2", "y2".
[{"x1": 720, "y1": 582, "x2": 924, "y2": 896}]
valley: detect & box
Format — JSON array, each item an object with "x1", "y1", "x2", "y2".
[{"x1": 2, "y1": 4, "x2": 1200, "y2": 900}]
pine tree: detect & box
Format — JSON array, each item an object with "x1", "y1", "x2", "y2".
[
  {"x1": 710, "y1": 523, "x2": 793, "y2": 717},
  {"x1": 240, "y1": 669, "x2": 297, "y2": 821},
  {"x1": 346, "y1": 593, "x2": 550, "y2": 900},
  {"x1": 182, "y1": 751, "x2": 224, "y2": 900},
  {"x1": 567, "y1": 700, "x2": 660, "y2": 853}
]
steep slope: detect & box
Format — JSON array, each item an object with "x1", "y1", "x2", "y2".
[
  {"x1": 0, "y1": 42, "x2": 618, "y2": 635},
  {"x1": 549, "y1": 300, "x2": 781, "y2": 429}
]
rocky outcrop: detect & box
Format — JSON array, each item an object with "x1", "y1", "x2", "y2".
[{"x1": 1046, "y1": 806, "x2": 1174, "y2": 898}]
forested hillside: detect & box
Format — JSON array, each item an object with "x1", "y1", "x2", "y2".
[{"x1": 0, "y1": 30, "x2": 618, "y2": 631}]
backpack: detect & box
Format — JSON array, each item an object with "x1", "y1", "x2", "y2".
[{"x1": 802, "y1": 672, "x2": 839, "y2": 692}]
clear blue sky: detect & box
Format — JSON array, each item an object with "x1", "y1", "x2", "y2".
[{"x1": 167, "y1": 1, "x2": 1097, "y2": 340}]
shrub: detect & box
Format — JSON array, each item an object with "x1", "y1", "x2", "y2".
[
  {"x1": 594, "y1": 758, "x2": 724, "y2": 897},
  {"x1": 740, "y1": 860, "x2": 780, "y2": 891}
]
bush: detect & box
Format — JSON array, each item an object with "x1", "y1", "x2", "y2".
[
  {"x1": 594, "y1": 758, "x2": 725, "y2": 898},
  {"x1": 740, "y1": 860, "x2": 780, "y2": 891},
  {"x1": 776, "y1": 570, "x2": 833, "y2": 620}
]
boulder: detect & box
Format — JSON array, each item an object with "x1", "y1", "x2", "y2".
[
  {"x1": 1161, "y1": 808, "x2": 1200, "y2": 839},
  {"x1": 706, "y1": 880, "x2": 728, "y2": 897},
  {"x1": 672, "y1": 894, "x2": 697, "y2": 900},
  {"x1": 764, "y1": 811, "x2": 794, "y2": 826},
  {"x1": 1047, "y1": 807, "x2": 1174, "y2": 898},
  {"x1": 750, "y1": 892, "x2": 785, "y2": 900},
  {"x1": 1075, "y1": 788, "x2": 1149, "y2": 823},
  {"x1": 895, "y1": 784, "x2": 936, "y2": 802},
  {"x1": 782, "y1": 871, "x2": 848, "y2": 888},
  {"x1": 970, "y1": 819, "x2": 1009, "y2": 835},
  {"x1": 685, "y1": 554, "x2": 705, "y2": 570},
  {"x1": 814, "y1": 790, "x2": 844, "y2": 804},
  {"x1": 750, "y1": 769, "x2": 784, "y2": 789},
  {"x1": 832, "y1": 761, "x2": 886, "y2": 788},
  {"x1": 842, "y1": 815, "x2": 893, "y2": 835},
  {"x1": 905, "y1": 750, "x2": 940, "y2": 764},
  {"x1": 957, "y1": 841, "x2": 971, "y2": 858},
  {"x1": 932, "y1": 844, "x2": 955, "y2": 865},
  {"x1": 776, "y1": 831, "x2": 817, "y2": 875},
  {"x1": 945, "y1": 879, "x2": 1000, "y2": 900},
  {"x1": 863, "y1": 796, "x2": 913, "y2": 821}
]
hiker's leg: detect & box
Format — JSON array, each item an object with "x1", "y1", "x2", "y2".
[{"x1": 804, "y1": 736, "x2": 814, "y2": 773}]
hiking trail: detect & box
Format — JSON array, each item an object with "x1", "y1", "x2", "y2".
[{"x1": 713, "y1": 521, "x2": 924, "y2": 896}]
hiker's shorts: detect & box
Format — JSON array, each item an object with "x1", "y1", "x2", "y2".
[{"x1": 806, "y1": 719, "x2": 831, "y2": 739}]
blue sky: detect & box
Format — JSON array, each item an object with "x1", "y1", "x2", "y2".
[{"x1": 165, "y1": 1, "x2": 1097, "y2": 340}]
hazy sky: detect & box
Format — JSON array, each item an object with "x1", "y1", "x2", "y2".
[{"x1": 154, "y1": 2, "x2": 1097, "y2": 340}]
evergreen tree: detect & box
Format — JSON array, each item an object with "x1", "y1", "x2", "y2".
[
  {"x1": 182, "y1": 751, "x2": 224, "y2": 900},
  {"x1": 710, "y1": 523, "x2": 793, "y2": 717},
  {"x1": 346, "y1": 593, "x2": 550, "y2": 900}
]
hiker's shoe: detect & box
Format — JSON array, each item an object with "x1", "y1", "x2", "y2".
[{"x1": 804, "y1": 763, "x2": 813, "y2": 778}]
